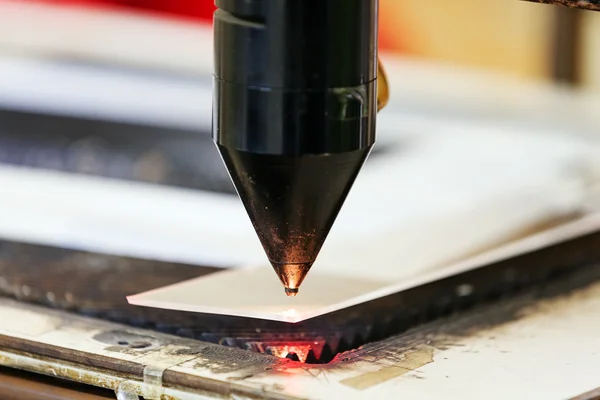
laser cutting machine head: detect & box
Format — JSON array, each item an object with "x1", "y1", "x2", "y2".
[{"x1": 212, "y1": 0, "x2": 388, "y2": 296}]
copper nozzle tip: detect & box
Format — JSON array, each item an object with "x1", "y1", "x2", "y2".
[{"x1": 272, "y1": 262, "x2": 312, "y2": 297}]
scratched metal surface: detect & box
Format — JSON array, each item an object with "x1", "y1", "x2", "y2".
[
  {"x1": 0, "y1": 367, "x2": 115, "y2": 399},
  {"x1": 522, "y1": 0, "x2": 600, "y2": 10},
  {"x1": 1, "y1": 255, "x2": 600, "y2": 398}
]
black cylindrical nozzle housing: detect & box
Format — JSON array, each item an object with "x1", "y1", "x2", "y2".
[{"x1": 213, "y1": 0, "x2": 378, "y2": 155}]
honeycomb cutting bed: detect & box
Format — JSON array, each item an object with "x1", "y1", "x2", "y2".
[{"x1": 2, "y1": 227, "x2": 600, "y2": 363}]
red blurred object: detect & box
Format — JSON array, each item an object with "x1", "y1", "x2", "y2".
[
  {"x1": 110, "y1": 0, "x2": 215, "y2": 22},
  {"x1": 33, "y1": 0, "x2": 216, "y2": 22}
]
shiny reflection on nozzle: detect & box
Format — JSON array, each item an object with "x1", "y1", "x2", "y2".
[{"x1": 285, "y1": 287, "x2": 298, "y2": 297}]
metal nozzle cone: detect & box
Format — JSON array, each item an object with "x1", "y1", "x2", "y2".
[
  {"x1": 216, "y1": 145, "x2": 372, "y2": 297},
  {"x1": 272, "y1": 262, "x2": 312, "y2": 296}
]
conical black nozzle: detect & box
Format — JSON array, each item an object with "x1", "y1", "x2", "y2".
[
  {"x1": 217, "y1": 145, "x2": 371, "y2": 293},
  {"x1": 212, "y1": 0, "x2": 379, "y2": 295}
]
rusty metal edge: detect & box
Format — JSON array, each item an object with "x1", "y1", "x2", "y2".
[
  {"x1": 521, "y1": 0, "x2": 600, "y2": 11},
  {"x1": 0, "y1": 337, "x2": 297, "y2": 400}
]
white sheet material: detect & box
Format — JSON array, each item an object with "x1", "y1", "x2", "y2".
[
  {"x1": 317, "y1": 124, "x2": 600, "y2": 280},
  {"x1": 127, "y1": 213, "x2": 600, "y2": 322}
]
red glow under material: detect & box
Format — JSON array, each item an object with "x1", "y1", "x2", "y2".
[
  {"x1": 253, "y1": 340, "x2": 326, "y2": 363},
  {"x1": 269, "y1": 345, "x2": 311, "y2": 363}
]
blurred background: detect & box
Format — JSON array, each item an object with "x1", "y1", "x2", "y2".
[
  {"x1": 2, "y1": 0, "x2": 595, "y2": 83},
  {"x1": 0, "y1": 0, "x2": 598, "y2": 189},
  {"x1": 1, "y1": 0, "x2": 600, "y2": 269}
]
